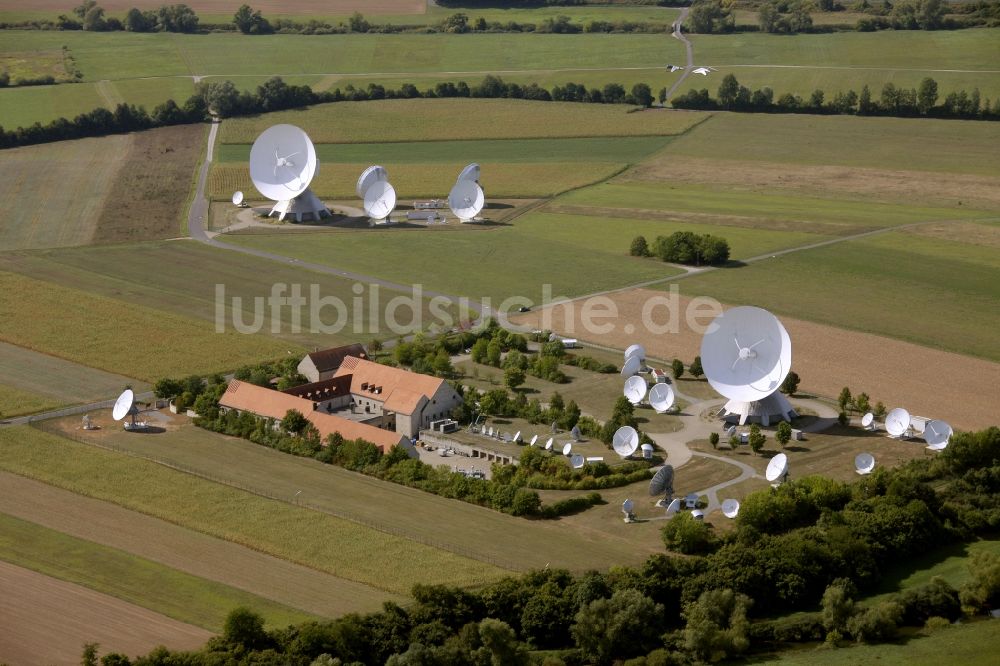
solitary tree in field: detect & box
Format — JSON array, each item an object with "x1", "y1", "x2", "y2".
[
  {"x1": 709, "y1": 432, "x2": 719, "y2": 449},
  {"x1": 671, "y1": 358, "x2": 685, "y2": 380},
  {"x1": 748, "y1": 424, "x2": 765, "y2": 455},
  {"x1": 780, "y1": 371, "x2": 800, "y2": 395},
  {"x1": 689, "y1": 356, "x2": 704, "y2": 379},
  {"x1": 776, "y1": 421, "x2": 792, "y2": 448}
]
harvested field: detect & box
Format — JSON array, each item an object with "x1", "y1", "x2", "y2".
[
  {"x1": 0, "y1": 560, "x2": 210, "y2": 666},
  {"x1": 0, "y1": 472, "x2": 398, "y2": 618},
  {"x1": 0, "y1": 271, "x2": 299, "y2": 381},
  {"x1": 902, "y1": 220, "x2": 1000, "y2": 248},
  {"x1": 514, "y1": 289, "x2": 1000, "y2": 431}
]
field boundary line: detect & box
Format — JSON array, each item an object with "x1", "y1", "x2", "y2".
[{"x1": 23, "y1": 425, "x2": 520, "y2": 572}]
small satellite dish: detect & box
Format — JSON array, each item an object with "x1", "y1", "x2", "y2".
[
  {"x1": 700, "y1": 306, "x2": 791, "y2": 402},
  {"x1": 766, "y1": 453, "x2": 789, "y2": 484},
  {"x1": 612, "y1": 426, "x2": 640, "y2": 458},
  {"x1": 624, "y1": 376, "x2": 647, "y2": 405},
  {"x1": 448, "y1": 179, "x2": 485, "y2": 222},
  {"x1": 231, "y1": 190, "x2": 244, "y2": 206},
  {"x1": 562, "y1": 442, "x2": 572, "y2": 456},
  {"x1": 855, "y1": 452, "x2": 876, "y2": 475},
  {"x1": 885, "y1": 407, "x2": 911, "y2": 437},
  {"x1": 112, "y1": 389, "x2": 135, "y2": 421},
  {"x1": 726, "y1": 425, "x2": 737, "y2": 435},
  {"x1": 356, "y1": 165, "x2": 388, "y2": 198},
  {"x1": 692, "y1": 66, "x2": 716, "y2": 75},
  {"x1": 487, "y1": 426, "x2": 494, "y2": 437},
  {"x1": 571, "y1": 425, "x2": 582, "y2": 441},
  {"x1": 665, "y1": 498, "x2": 681, "y2": 515},
  {"x1": 620, "y1": 355, "x2": 642, "y2": 378},
  {"x1": 363, "y1": 180, "x2": 396, "y2": 221},
  {"x1": 513, "y1": 431, "x2": 521, "y2": 443},
  {"x1": 641, "y1": 443, "x2": 654, "y2": 459},
  {"x1": 691, "y1": 509, "x2": 705, "y2": 521},
  {"x1": 648, "y1": 383, "x2": 675, "y2": 413},
  {"x1": 648, "y1": 465, "x2": 675, "y2": 500},
  {"x1": 861, "y1": 412, "x2": 874, "y2": 428},
  {"x1": 721, "y1": 499, "x2": 740, "y2": 518},
  {"x1": 456, "y1": 163, "x2": 480, "y2": 183},
  {"x1": 624, "y1": 343, "x2": 646, "y2": 360},
  {"x1": 545, "y1": 437, "x2": 554, "y2": 450},
  {"x1": 529, "y1": 435, "x2": 538, "y2": 446},
  {"x1": 570, "y1": 454, "x2": 585, "y2": 469},
  {"x1": 622, "y1": 499, "x2": 634, "y2": 514},
  {"x1": 924, "y1": 420, "x2": 953, "y2": 450}
]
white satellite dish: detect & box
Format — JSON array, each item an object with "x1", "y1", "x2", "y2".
[
  {"x1": 456, "y1": 163, "x2": 480, "y2": 183},
  {"x1": 885, "y1": 407, "x2": 911, "y2": 437},
  {"x1": 701, "y1": 306, "x2": 791, "y2": 402},
  {"x1": 570, "y1": 454, "x2": 585, "y2": 469},
  {"x1": 112, "y1": 389, "x2": 135, "y2": 422},
  {"x1": 691, "y1": 509, "x2": 705, "y2": 521},
  {"x1": 448, "y1": 179, "x2": 485, "y2": 222},
  {"x1": 624, "y1": 344, "x2": 646, "y2": 360},
  {"x1": 356, "y1": 165, "x2": 388, "y2": 198},
  {"x1": 231, "y1": 190, "x2": 244, "y2": 206},
  {"x1": 861, "y1": 412, "x2": 874, "y2": 429},
  {"x1": 571, "y1": 425, "x2": 582, "y2": 441},
  {"x1": 648, "y1": 383, "x2": 675, "y2": 413},
  {"x1": 721, "y1": 498, "x2": 740, "y2": 518},
  {"x1": 545, "y1": 437, "x2": 553, "y2": 450},
  {"x1": 620, "y1": 354, "x2": 642, "y2": 378},
  {"x1": 529, "y1": 435, "x2": 538, "y2": 446},
  {"x1": 622, "y1": 499, "x2": 634, "y2": 514},
  {"x1": 924, "y1": 420, "x2": 953, "y2": 450},
  {"x1": 623, "y1": 376, "x2": 647, "y2": 405},
  {"x1": 562, "y1": 442, "x2": 572, "y2": 456},
  {"x1": 363, "y1": 180, "x2": 396, "y2": 221},
  {"x1": 249, "y1": 124, "x2": 329, "y2": 222},
  {"x1": 513, "y1": 431, "x2": 521, "y2": 443},
  {"x1": 766, "y1": 453, "x2": 789, "y2": 484},
  {"x1": 692, "y1": 66, "x2": 716, "y2": 75},
  {"x1": 665, "y1": 498, "x2": 681, "y2": 515},
  {"x1": 612, "y1": 426, "x2": 640, "y2": 458},
  {"x1": 855, "y1": 452, "x2": 876, "y2": 475}
]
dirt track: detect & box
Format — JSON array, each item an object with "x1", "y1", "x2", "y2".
[
  {"x1": 0, "y1": 560, "x2": 210, "y2": 666},
  {"x1": 514, "y1": 288, "x2": 1000, "y2": 431}
]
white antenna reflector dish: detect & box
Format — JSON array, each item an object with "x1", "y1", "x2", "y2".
[
  {"x1": 648, "y1": 383, "x2": 675, "y2": 413},
  {"x1": 691, "y1": 509, "x2": 704, "y2": 521},
  {"x1": 570, "y1": 454, "x2": 585, "y2": 469},
  {"x1": 512, "y1": 431, "x2": 521, "y2": 443},
  {"x1": 665, "y1": 498, "x2": 681, "y2": 515},
  {"x1": 545, "y1": 437, "x2": 554, "y2": 450},
  {"x1": 861, "y1": 412, "x2": 874, "y2": 428},
  {"x1": 112, "y1": 389, "x2": 134, "y2": 421},
  {"x1": 562, "y1": 442, "x2": 572, "y2": 456},
  {"x1": 620, "y1": 355, "x2": 642, "y2": 378},
  {"x1": 623, "y1": 376, "x2": 647, "y2": 405},
  {"x1": 885, "y1": 407, "x2": 911, "y2": 437},
  {"x1": 624, "y1": 343, "x2": 645, "y2": 360},
  {"x1": 249, "y1": 124, "x2": 318, "y2": 201},
  {"x1": 612, "y1": 426, "x2": 640, "y2": 458},
  {"x1": 766, "y1": 453, "x2": 788, "y2": 483},
  {"x1": 571, "y1": 425, "x2": 582, "y2": 441},
  {"x1": 363, "y1": 180, "x2": 396, "y2": 220},
  {"x1": 721, "y1": 498, "x2": 740, "y2": 518},
  {"x1": 924, "y1": 420, "x2": 953, "y2": 450},
  {"x1": 232, "y1": 191, "x2": 244, "y2": 206},
  {"x1": 855, "y1": 452, "x2": 876, "y2": 475},
  {"x1": 448, "y1": 180, "x2": 485, "y2": 221},
  {"x1": 356, "y1": 165, "x2": 388, "y2": 198},
  {"x1": 456, "y1": 163, "x2": 480, "y2": 183},
  {"x1": 622, "y1": 499, "x2": 634, "y2": 514},
  {"x1": 529, "y1": 435, "x2": 538, "y2": 446},
  {"x1": 700, "y1": 306, "x2": 791, "y2": 402}
]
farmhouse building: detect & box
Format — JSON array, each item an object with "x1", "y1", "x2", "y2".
[{"x1": 297, "y1": 343, "x2": 368, "y2": 383}]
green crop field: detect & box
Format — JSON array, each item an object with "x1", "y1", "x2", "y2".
[
  {"x1": 0, "y1": 513, "x2": 315, "y2": 631},
  {"x1": 0, "y1": 270, "x2": 298, "y2": 381},
  {"x1": 673, "y1": 230, "x2": 1000, "y2": 362},
  {"x1": 0, "y1": 426, "x2": 507, "y2": 595}
]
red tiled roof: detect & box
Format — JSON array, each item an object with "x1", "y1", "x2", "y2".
[
  {"x1": 281, "y1": 375, "x2": 353, "y2": 400},
  {"x1": 334, "y1": 357, "x2": 446, "y2": 415},
  {"x1": 304, "y1": 344, "x2": 367, "y2": 372}
]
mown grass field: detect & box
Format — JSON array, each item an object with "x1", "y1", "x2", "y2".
[
  {"x1": 0, "y1": 270, "x2": 299, "y2": 381},
  {"x1": 0, "y1": 384, "x2": 62, "y2": 419},
  {"x1": 0, "y1": 512, "x2": 315, "y2": 631},
  {"x1": 0, "y1": 426, "x2": 508, "y2": 595}
]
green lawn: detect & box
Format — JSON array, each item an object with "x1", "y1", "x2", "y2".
[
  {"x1": 0, "y1": 384, "x2": 63, "y2": 419},
  {"x1": 872, "y1": 539, "x2": 1000, "y2": 599},
  {"x1": 0, "y1": 512, "x2": 315, "y2": 631},
  {"x1": 674, "y1": 231, "x2": 1000, "y2": 362},
  {"x1": 0, "y1": 81, "x2": 108, "y2": 129}
]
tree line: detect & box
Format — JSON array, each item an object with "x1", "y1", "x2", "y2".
[
  {"x1": 83, "y1": 425, "x2": 1000, "y2": 665},
  {"x1": 673, "y1": 73, "x2": 1000, "y2": 120}
]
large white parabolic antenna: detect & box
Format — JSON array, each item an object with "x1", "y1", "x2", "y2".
[
  {"x1": 356, "y1": 165, "x2": 388, "y2": 198},
  {"x1": 457, "y1": 163, "x2": 480, "y2": 183},
  {"x1": 855, "y1": 452, "x2": 876, "y2": 475},
  {"x1": 562, "y1": 442, "x2": 572, "y2": 456},
  {"x1": 231, "y1": 191, "x2": 244, "y2": 206},
  {"x1": 721, "y1": 498, "x2": 740, "y2": 518},
  {"x1": 885, "y1": 408, "x2": 911, "y2": 437},
  {"x1": 448, "y1": 179, "x2": 485, "y2": 222},
  {"x1": 363, "y1": 180, "x2": 397, "y2": 221},
  {"x1": 249, "y1": 124, "x2": 329, "y2": 222},
  {"x1": 648, "y1": 383, "x2": 675, "y2": 413},
  {"x1": 766, "y1": 453, "x2": 789, "y2": 483},
  {"x1": 649, "y1": 465, "x2": 675, "y2": 502},
  {"x1": 624, "y1": 376, "x2": 647, "y2": 405},
  {"x1": 112, "y1": 389, "x2": 135, "y2": 421},
  {"x1": 624, "y1": 344, "x2": 646, "y2": 361},
  {"x1": 620, "y1": 355, "x2": 642, "y2": 378},
  {"x1": 924, "y1": 420, "x2": 953, "y2": 450},
  {"x1": 612, "y1": 426, "x2": 640, "y2": 458},
  {"x1": 701, "y1": 306, "x2": 795, "y2": 425}
]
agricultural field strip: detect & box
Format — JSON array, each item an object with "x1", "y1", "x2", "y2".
[
  {"x1": 0, "y1": 426, "x2": 509, "y2": 595},
  {"x1": 713, "y1": 64, "x2": 1000, "y2": 74},
  {"x1": 0, "y1": 512, "x2": 317, "y2": 631},
  {"x1": 0, "y1": 471, "x2": 397, "y2": 618}
]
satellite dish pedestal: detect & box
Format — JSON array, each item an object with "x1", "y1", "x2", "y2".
[
  {"x1": 270, "y1": 188, "x2": 330, "y2": 223},
  {"x1": 722, "y1": 392, "x2": 797, "y2": 427}
]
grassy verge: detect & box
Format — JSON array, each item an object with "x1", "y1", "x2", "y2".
[{"x1": 0, "y1": 384, "x2": 63, "y2": 418}]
